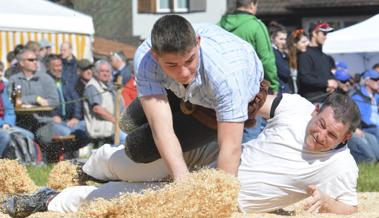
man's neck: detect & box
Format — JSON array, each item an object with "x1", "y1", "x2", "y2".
[
  {"x1": 310, "y1": 40, "x2": 323, "y2": 48},
  {"x1": 236, "y1": 7, "x2": 255, "y2": 15},
  {"x1": 23, "y1": 71, "x2": 34, "y2": 78},
  {"x1": 117, "y1": 62, "x2": 126, "y2": 71},
  {"x1": 65, "y1": 55, "x2": 73, "y2": 61},
  {"x1": 80, "y1": 78, "x2": 89, "y2": 84}
]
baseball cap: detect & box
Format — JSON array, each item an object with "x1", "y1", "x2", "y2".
[
  {"x1": 309, "y1": 21, "x2": 334, "y2": 33},
  {"x1": 77, "y1": 59, "x2": 93, "y2": 71},
  {"x1": 335, "y1": 69, "x2": 351, "y2": 82},
  {"x1": 336, "y1": 61, "x2": 348, "y2": 70},
  {"x1": 362, "y1": 70, "x2": 379, "y2": 80},
  {"x1": 39, "y1": 39, "x2": 52, "y2": 48}
]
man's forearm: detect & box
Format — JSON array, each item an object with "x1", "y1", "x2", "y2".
[
  {"x1": 217, "y1": 145, "x2": 241, "y2": 176},
  {"x1": 93, "y1": 105, "x2": 116, "y2": 123},
  {"x1": 151, "y1": 126, "x2": 189, "y2": 180},
  {"x1": 216, "y1": 122, "x2": 244, "y2": 176}
]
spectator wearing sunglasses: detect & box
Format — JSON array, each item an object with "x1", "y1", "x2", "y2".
[
  {"x1": 351, "y1": 70, "x2": 379, "y2": 145},
  {"x1": 298, "y1": 21, "x2": 337, "y2": 104},
  {"x1": 7, "y1": 49, "x2": 59, "y2": 133},
  {"x1": 335, "y1": 68, "x2": 379, "y2": 163}
]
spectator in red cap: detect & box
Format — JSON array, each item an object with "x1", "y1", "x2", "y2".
[{"x1": 297, "y1": 21, "x2": 337, "y2": 104}]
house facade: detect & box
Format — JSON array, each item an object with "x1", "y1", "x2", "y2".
[
  {"x1": 228, "y1": 0, "x2": 379, "y2": 31},
  {"x1": 73, "y1": 0, "x2": 227, "y2": 42}
]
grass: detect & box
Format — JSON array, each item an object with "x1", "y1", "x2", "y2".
[
  {"x1": 357, "y1": 163, "x2": 379, "y2": 192},
  {"x1": 25, "y1": 163, "x2": 379, "y2": 192},
  {"x1": 26, "y1": 164, "x2": 53, "y2": 186}
]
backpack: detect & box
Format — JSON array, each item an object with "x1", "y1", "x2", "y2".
[{"x1": 2, "y1": 131, "x2": 42, "y2": 164}]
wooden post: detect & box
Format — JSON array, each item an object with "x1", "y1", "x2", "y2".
[{"x1": 114, "y1": 75, "x2": 122, "y2": 145}]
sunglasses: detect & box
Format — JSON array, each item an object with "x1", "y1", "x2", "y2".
[
  {"x1": 25, "y1": 58, "x2": 37, "y2": 62},
  {"x1": 370, "y1": 77, "x2": 379, "y2": 81},
  {"x1": 339, "y1": 79, "x2": 351, "y2": 84}
]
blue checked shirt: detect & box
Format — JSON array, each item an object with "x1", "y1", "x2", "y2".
[{"x1": 134, "y1": 23, "x2": 263, "y2": 122}]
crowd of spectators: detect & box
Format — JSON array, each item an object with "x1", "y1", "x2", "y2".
[
  {"x1": 0, "y1": 40, "x2": 136, "y2": 163},
  {"x1": 265, "y1": 19, "x2": 379, "y2": 163},
  {"x1": 217, "y1": 0, "x2": 379, "y2": 164}
]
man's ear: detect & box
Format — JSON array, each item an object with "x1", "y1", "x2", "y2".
[
  {"x1": 196, "y1": 36, "x2": 201, "y2": 48},
  {"x1": 311, "y1": 104, "x2": 321, "y2": 116},
  {"x1": 343, "y1": 132, "x2": 353, "y2": 143},
  {"x1": 151, "y1": 49, "x2": 159, "y2": 61}
]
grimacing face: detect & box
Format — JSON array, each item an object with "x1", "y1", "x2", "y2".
[
  {"x1": 152, "y1": 37, "x2": 200, "y2": 85},
  {"x1": 305, "y1": 106, "x2": 352, "y2": 152}
]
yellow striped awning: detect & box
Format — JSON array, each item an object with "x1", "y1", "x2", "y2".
[{"x1": 0, "y1": 31, "x2": 93, "y2": 69}]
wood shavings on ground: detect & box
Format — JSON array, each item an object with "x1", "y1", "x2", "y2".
[
  {"x1": 0, "y1": 162, "x2": 378, "y2": 218},
  {"x1": 0, "y1": 159, "x2": 37, "y2": 197},
  {"x1": 76, "y1": 168, "x2": 240, "y2": 218},
  {"x1": 232, "y1": 192, "x2": 379, "y2": 218},
  {"x1": 47, "y1": 161, "x2": 80, "y2": 191}
]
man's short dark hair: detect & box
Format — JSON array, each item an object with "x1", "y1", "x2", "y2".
[
  {"x1": 110, "y1": 51, "x2": 127, "y2": 62},
  {"x1": 320, "y1": 93, "x2": 360, "y2": 133},
  {"x1": 16, "y1": 49, "x2": 34, "y2": 62},
  {"x1": 236, "y1": 0, "x2": 258, "y2": 8},
  {"x1": 46, "y1": 54, "x2": 62, "y2": 69},
  {"x1": 372, "y1": 63, "x2": 379, "y2": 70},
  {"x1": 151, "y1": 15, "x2": 197, "y2": 55}
]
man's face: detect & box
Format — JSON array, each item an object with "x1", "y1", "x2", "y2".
[
  {"x1": 60, "y1": 43, "x2": 72, "y2": 59},
  {"x1": 96, "y1": 64, "x2": 111, "y2": 82},
  {"x1": 49, "y1": 59, "x2": 63, "y2": 78},
  {"x1": 337, "y1": 80, "x2": 351, "y2": 93},
  {"x1": 39, "y1": 47, "x2": 48, "y2": 58},
  {"x1": 305, "y1": 106, "x2": 351, "y2": 152},
  {"x1": 110, "y1": 56, "x2": 118, "y2": 68},
  {"x1": 20, "y1": 51, "x2": 38, "y2": 73},
  {"x1": 153, "y1": 38, "x2": 200, "y2": 85},
  {"x1": 80, "y1": 68, "x2": 93, "y2": 82},
  {"x1": 366, "y1": 78, "x2": 379, "y2": 92},
  {"x1": 314, "y1": 31, "x2": 328, "y2": 46}
]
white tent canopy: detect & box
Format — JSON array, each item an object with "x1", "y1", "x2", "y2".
[
  {"x1": 0, "y1": 0, "x2": 94, "y2": 34},
  {"x1": 0, "y1": 0, "x2": 95, "y2": 68},
  {"x1": 323, "y1": 14, "x2": 379, "y2": 73}
]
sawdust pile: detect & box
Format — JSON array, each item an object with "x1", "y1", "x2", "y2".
[
  {"x1": 77, "y1": 168, "x2": 240, "y2": 218},
  {"x1": 0, "y1": 159, "x2": 37, "y2": 196},
  {"x1": 48, "y1": 161, "x2": 80, "y2": 191}
]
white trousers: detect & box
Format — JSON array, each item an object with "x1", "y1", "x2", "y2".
[{"x1": 48, "y1": 142, "x2": 219, "y2": 213}]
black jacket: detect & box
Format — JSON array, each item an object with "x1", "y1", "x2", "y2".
[{"x1": 297, "y1": 46, "x2": 334, "y2": 103}]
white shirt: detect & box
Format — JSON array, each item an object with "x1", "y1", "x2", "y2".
[{"x1": 238, "y1": 94, "x2": 358, "y2": 213}]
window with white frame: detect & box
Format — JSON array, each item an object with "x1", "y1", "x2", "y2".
[
  {"x1": 138, "y1": 0, "x2": 206, "y2": 13},
  {"x1": 174, "y1": 0, "x2": 188, "y2": 12},
  {"x1": 157, "y1": 0, "x2": 171, "y2": 13}
]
